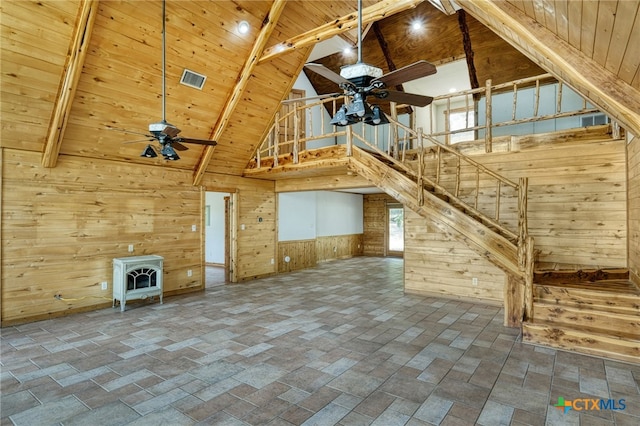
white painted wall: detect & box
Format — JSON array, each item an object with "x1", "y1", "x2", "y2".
[
  {"x1": 316, "y1": 191, "x2": 363, "y2": 237},
  {"x1": 278, "y1": 192, "x2": 317, "y2": 241},
  {"x1": 205, "y1": 192, "x2": 227, "y2": 264},
  {"x1": 278, "y1": 191, "x2": 363, "y2": 241}
]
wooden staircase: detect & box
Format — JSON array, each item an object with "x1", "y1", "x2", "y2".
[
  {"x1": 522, "y1": 269, "x2": 640, "y2": 364},
  {"x1": 347, "y1": 145, "x2": 533, "y2": 326}
]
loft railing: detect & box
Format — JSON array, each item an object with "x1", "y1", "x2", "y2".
[{"x1": 251, "y1": 72, "x2": 609, "y2": 322}]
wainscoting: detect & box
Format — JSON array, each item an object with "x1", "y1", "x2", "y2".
[{"x1": 277, "y1": 234, "x2": 363, "y2": 273}]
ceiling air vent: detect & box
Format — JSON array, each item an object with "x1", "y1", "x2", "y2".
[{"x1": 180, "y1": 69, "x2": 207, "y2": 90}]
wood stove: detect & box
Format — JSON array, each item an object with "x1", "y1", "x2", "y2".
[{"x1": 112, "y1": 255, "x2": 163, "y2": 312}]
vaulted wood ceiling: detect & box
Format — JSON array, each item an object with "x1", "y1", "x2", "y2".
[{"x1": 2, "y1": 0, "x2": 639, "y2": 183}]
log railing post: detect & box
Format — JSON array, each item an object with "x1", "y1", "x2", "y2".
[
  {"x1": 523, "y1": 235, "x2": 535, "y2": 321},
  {"x1": 517, "y1": 177, "x2": 529, "y2": 269},
  {"x1": 273, "y1": 112, "x2": 280, "y2": 167},
  {"x1": 417, "y1": 128, "x2": 424, "y2": 206},
  {"x1": 293, "y1": 106, "x2": 299, "y2": 164},
  {"x1": 485, "y1": 79, "x2": 492, "y2": 153}
]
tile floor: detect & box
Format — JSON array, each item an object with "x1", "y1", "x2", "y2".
[{"x1": 1, "y1": 257, "x2": 639, "y2": 425}]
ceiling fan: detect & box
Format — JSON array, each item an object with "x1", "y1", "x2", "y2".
[
  {"x1": 107, "y1": 0, "x2": 216, "y2": 160},
  {"x1": 303, "y1": 0, "x2": 437, "y2": 126}
]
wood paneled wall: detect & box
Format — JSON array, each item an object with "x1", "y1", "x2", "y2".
[
  {"x1": 1, "y1": 149, "x2": 204, "y2": 325},
  {"x1": 1, "y1": 150, "x2": 278, "y2": 324},
  {"x1": 363, "y1": 193, "x2": 397, "y2": 256},
  {"x1": 422, "y1": 135, "x2": 627, "y2": 267},
  {"x1": 277, "y1": 234, "x2": 363, "y2": 273},
  {"x1": 628, "y1": 134, "x2": 640, "y2": 287},
  {"x1": 404, "y1": 209, "x2": 506, "y2": 302},
  {"x1": 278, "y1": 239, "x2": 316, "y2": 273},
  {"x1": 199, "y1": 174, "x2": 276, "y2": 282},
  {"x1": 316, "y1": 234, "x2": 363, "y2": 262}
]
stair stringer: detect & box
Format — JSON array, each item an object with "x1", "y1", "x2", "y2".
[{"x1": 348, "y1": 147, "x2": 527, "y2": 325}]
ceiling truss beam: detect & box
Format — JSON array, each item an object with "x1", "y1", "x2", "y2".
[
  {"x1": 258, "y1": 0, "x2": 424, "y2": 64},
  {"x1": 42, "y1": 0, "x2": 99, "y2": 168},
  {"x1": 192, "y1": 0, "x2": 287, "y2": 186}
]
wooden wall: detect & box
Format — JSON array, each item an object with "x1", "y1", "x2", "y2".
[
  {"x1": 422, "y1": 133, "x2": 627, "y2": 268},
  {"x1": 277, "y1": 234, "x2": 363, "y2": 273},
  {"x1": 1, "y1": 149, "x2": 203, "y2": 325},
  {"x1": 278, "y1": 239, "x2": 316, "y2": 273},
  {"x1": 404, "y1": 209, "x2": 506, "y2": 302},
  {"x1": 199, "y1": 174, "x2": 276, "y2": 282},
  {"x1": 628, "y1": 134, "x2": 640, "y2": 287},
  {"x1": 316, "y1": 234, "x2": 363, "y2": 262},
  {"x1": 405, "y1": 132, "x2": 627, "y2": 302},
  {"x1": 0, "y1": 149, "x2": 278, "y2": 325},
  {"x1": 363, "y1": 193, "x2": 397, "y2": 256}
]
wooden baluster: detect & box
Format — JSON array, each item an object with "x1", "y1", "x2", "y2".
[
  {"x1": 495, "y1": 180, "x2": 501, "y2": 221},
  {"x1": 517, "y1": 177, "x2": 529, "y2": 253},
  {"x1": 346, "y1": 123, "x2": 353, "y2": 157},
  {"x1": 523, "y1": 235, "x2": 535, "y2": 321},
  {"x1": 512, "y1": 83, "x2": 517, "y2": 121},
  {"x1": 533, "y1": 79, "x2": 540, "y2": 117},
  {"x1": 435, "y1": 145, "x2": 441, "y2": 186},
  {"x1": 557, "y1": 81, "x2": 563, "y2": 113},
  {"x1": 465, "y1": 93, "x2": 469, "y2": 129},
  {"x1": 308, "y1": 106, "x2": 313, "y2": 138},
  {"x1": 417, "y1": 129, "x2": 424, "y2": 206},
  {"x1": 474, "y1": 168, "x2": 480, "y2": 209},
  {"x1": 391, "y1": 102, "x2": 398, "y2": 158},
  {"x1": 445, "y1": 97, "x2": 451, "y2": 145},
  {"x1": 293, "y1": 106, "x2": 299, "y2": 164},
  {"x1": 273, "y1": 112, "x2": 280, "y2": 167},
  {"x1": 485, "y1": 79, "x2": 492, "y2": 153},
  {"x1": 455, "y1": 156, "x2": 461, "y2": 197}
]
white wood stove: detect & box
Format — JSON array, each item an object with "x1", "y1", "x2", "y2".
[{"x1": 112, "y1": 255, "x2": 163, "y2": 312}]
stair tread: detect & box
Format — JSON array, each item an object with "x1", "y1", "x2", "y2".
[
  {"x1": 534, "y1": 279, "x2": 639, "y2": 295},
  {"x1": 524, "y1": 319, "x2": 639, "y2": 342}
]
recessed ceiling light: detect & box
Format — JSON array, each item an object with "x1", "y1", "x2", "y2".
[
  {"x1": 449, "y1": 87, "x2": 456, "y2": 93},
  {"x1": 238, "y1": 21, "x2": 250, "y2": 35},
  {"x1": 411, "y1": 20, "x2": 423, "y2": 31},
  {"x1": 343, "y1": 46, "x2": 353, "y2": 55}
]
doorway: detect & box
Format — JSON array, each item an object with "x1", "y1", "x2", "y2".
[
  {"x1": 386, "y1": 203, "x2": 404, "y2": 257},
  {"x1": 205, "y1": 192, "x2": 233, "y2": 286}
]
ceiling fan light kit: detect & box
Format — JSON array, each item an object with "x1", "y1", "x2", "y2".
[
  {"x1": 305, "y1": 0, "x2": 437, "y2": 127},
  {"x1": 110, "y1": 0, "x2": 217, "y2": 161}
]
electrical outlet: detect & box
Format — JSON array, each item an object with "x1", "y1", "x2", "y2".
[
  {"x1": 472, "y1": 277, "x2": 478, "y2": 286},
  {"x1": 270, "y1": 258, "x2": 274, "y2": 265},
  {"x1": 187, "y1": 269, "x2": 193, "y2": 277},
  {"x1": 128, "y1": 244, "x2": 134, "y2": 253},
  {"x1": 241, "y1": 224, "x2": 245, "y2": 231},
  {"x1": 333, "y1": 246, "x2": 337, "y2": 252},
  {"x1": 192, "y1": 224, "x2": 197, "y2": 232},
  {"x1": 101, "y1": 281, "x2": 108, "y2": 290}
]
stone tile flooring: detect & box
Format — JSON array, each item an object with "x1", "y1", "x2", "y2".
[{"x1": 1, "y1": 257, "x2": 639, "y2": 425}]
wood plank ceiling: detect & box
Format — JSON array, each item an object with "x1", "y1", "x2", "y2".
[{"x1": 2, "y1": 0, "x2": 639, "y2": 181}]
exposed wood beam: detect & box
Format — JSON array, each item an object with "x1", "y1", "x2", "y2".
[
  {"x1": 41, "y1": 0, "x2": 98, "y2": 168},
  {"x1": 457, "y1": 0, "x2": 640, "y2": 137},
  {"x1": 457, "y1": 9, "x2": 479, "y2": 90},
  {"x1": 428, "y1": 0, "x2": 459, "y2": 15},
  {"x1": 192, "y1": 0, "x2": 286, "y2": 186},
  {"x1": 258, "y1": 0, "x2": 424, "y2": 64}
]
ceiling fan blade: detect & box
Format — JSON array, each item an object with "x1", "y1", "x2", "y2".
[
  {"x1": 372, "y1": 60, "x2": 437, "y2": 88},
  {"x1": 174, "y1": 137, "x2": 218, "y2": 146},
  {"x1": 106, "y1": 126, "x2": 154, "y2": 138},
  {"x1": 162, "y1": 124, "x2": 181, "y2": 138},
  {"x1": 305, "y1": 63, "x2": 355, "y2": 89},
  {"x1": 375, "y1": 90, "x2": 434, "y2": 107},
  {"x1": 281, "y1": 92, "x2": 343, "y2": 104},
  {"x1": 171, "y1": 142, "x2": 189, "y2": 151}
]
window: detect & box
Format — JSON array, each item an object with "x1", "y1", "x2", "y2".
[{"x1": 447, "y1": 107, "x2": 475, "y2": 144}]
